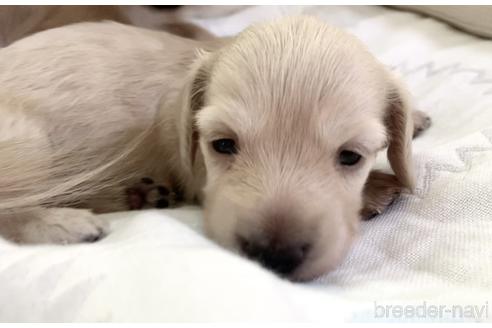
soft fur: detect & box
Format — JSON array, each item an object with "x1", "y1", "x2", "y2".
[{"x1": 0, "y1": 16, "x2": 430, "y2": 281}]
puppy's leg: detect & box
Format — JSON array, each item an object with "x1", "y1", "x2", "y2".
[
  {"x1": 361, "y1": 110, "x2": 430, "y2": 220},
  {"x1": 412, "y1": 110, "x2": 432, "y2": 138},
  {"x1": 0, "y1": 207, "x2": 107, "y2": 244},
  {"x1": 126, "y1": 176, "x2": 181, "y2": 210},
  {"x1": 360, "y1": 170, "x2": 404, "y2": 220}
]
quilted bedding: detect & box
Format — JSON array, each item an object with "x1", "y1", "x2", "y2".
[{"x1": 2, "y1": 5, "x2": 492, "y2": 323}]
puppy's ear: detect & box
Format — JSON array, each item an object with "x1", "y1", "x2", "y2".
[
  {"x1": 178, "y1": 50, "x2": 214, "y2": 175},
  {"x1": 189, "y1": 53, "x2": 212, "y2": 165},
  {"x1": 384, "y1": 77, "x2": 415, "y2": 191}
]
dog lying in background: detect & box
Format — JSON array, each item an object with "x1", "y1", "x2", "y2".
[
  {"x1": 0, "y1": 16, "x2": 430, "y2": 281},
  {"x1": 0, "y1": 5, "x2": 214, "y2": 46}
]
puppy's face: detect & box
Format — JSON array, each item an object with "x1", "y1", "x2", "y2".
[{"x1": 191, "y1": 17, "x2": 413, "y2": 281}]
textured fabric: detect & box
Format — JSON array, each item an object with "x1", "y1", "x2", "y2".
[
  {"x1": 1, "y1": 5, "x2": 492, "y2": 322},
  {"x1": 392, "y1": 5, "x2": 492, "y2": 39}
]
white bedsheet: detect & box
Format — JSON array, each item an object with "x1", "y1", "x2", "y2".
[{"x1": 2, "y1": 5, "x2": 492, "y2": 323}]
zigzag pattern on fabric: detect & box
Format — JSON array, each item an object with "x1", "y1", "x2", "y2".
[
  {"x1": 390, "y1": 61, "x2": 492, "y2": 95},
  {"x1": 413, "y1": 129, "x2": 492, "y2": 198}
]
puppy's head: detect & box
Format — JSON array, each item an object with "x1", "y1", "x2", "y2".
[{"x1": 183, "y1": 16, "x2": 414, "y2": 281}]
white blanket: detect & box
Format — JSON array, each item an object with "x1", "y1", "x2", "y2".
[{"x1": 2, "y1": 5, "x2": 492, "y2": 323}]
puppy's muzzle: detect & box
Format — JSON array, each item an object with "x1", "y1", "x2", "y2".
[{"x1": 237, "y1": 235, "x2": 311, "y2": 276}]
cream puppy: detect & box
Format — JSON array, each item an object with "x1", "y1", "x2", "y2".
[{"x1": 0, "y1": 16, "x2": 430, "y2": 280}]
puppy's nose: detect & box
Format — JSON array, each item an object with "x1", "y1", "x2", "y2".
[{"x1": 238, "y1": 237, "x2": 310, "y2": 276}]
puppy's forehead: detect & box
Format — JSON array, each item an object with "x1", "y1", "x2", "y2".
[{"x1": 206, "y1": 17, "x2": 388, "y2": 135}]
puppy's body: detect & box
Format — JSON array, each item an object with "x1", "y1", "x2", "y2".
[
  {"x1": 0, "y1": 22, "x2": 213, "y2": 210},
  {"x1": 0, "y1": 17, "x2": 429, "y2": 280}
]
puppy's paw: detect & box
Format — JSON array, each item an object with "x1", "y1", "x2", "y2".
[
  {"x1": 360, "y1": 171, "x2": 405, "y2": 220},
  {"x1": 12, "y1": 208, "x2": 108, "y2": 244},
  {"x1": 125, "y1": 177, "x2": 178, "y2": 210},
  {"x1": 412, "y1": 110, "x2": 432, "y2": 138}
]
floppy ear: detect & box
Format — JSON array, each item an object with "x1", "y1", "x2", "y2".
[
  {"x1": 177, "y1": 50, "x2": 214, "y2": 179},
  {"x1": 384, "y1": 77, "x2": 415, "y2": 192}
]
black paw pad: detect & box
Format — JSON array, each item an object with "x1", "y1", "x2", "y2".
[
  {"x1": 156, "y1": 198, "x2": 169, "y2": 208},
  {"x1": 126, "y1": 177, "x2": 177, "y2": 210},
  {"x1": 141, "y1": 177, "x2": 154, "y2": 184},
  {"x1": 157, "y1": 186, "x2": 169, "y2": 196}
]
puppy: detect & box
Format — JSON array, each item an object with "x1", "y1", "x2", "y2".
[{"x1": 0, "y1": 16, "x2": 430, "y2": 281}]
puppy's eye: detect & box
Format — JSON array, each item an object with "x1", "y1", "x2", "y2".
[
  {"x1": 212, "y1": 139, "x2": 237, "y2": 155},
  {"x1": 339, "y1": 150, "x2": 362, "y2": 166}
]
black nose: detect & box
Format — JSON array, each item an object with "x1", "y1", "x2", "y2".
[{"x1": 238, "y1": 237, "x2": 310, "y2": 276}]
